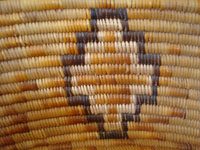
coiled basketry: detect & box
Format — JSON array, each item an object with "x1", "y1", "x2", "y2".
[{"x1": 0, "y1": 0, "x2": 200, "y2": 150}]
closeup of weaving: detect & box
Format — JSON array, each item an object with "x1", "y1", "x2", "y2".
[{"x1": 0, "y1": 0, "x2": 200, "y2": 150}]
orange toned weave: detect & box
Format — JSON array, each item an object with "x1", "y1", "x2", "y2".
[{"x1": 0, "y1": 0, "x2": 200, "y2": 150}]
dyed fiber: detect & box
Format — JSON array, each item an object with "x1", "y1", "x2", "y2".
[{"x1": 0, "y1": 0, "x2": 200, "y2": 150}]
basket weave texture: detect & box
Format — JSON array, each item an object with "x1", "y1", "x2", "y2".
[{"x1": 0, "y1": 0, "x2": 200, "y2": 150}]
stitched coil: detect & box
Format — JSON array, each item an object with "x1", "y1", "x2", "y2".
[
  {"x1": 0, "y1": 122, "x2": 200, "y2": 146},
  {"x1": 1, "y1": 64, "x2": 200, "y2": 85},
  {"x1": 0, "y1": 0, "x2": 200, "y2": 14},
  {"x1": 1, "y1": 43, "x2": 200, "y2": 62},
  {"x1": 1, "y1": 31, "x2": 199, "y2": 50},
  {"x1": 1, "y1": 19, "x2": 200, "y2": 38}
]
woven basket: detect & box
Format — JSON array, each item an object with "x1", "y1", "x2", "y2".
[{"x1": 0, "y1": 0, "x2": 200, "y2": 149}]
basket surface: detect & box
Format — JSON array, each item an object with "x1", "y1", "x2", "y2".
[{"x1": 0, "y1": 0, "x2": 200, "y2": 150}]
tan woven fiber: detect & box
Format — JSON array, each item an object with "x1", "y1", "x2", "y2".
[{"x1": 0, "y1": 0, "x2": 200, "y2": 150}]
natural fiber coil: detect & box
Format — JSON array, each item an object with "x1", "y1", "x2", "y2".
[{"x1": 0, "y1": 0, "x2": 200, "y2": 150}]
